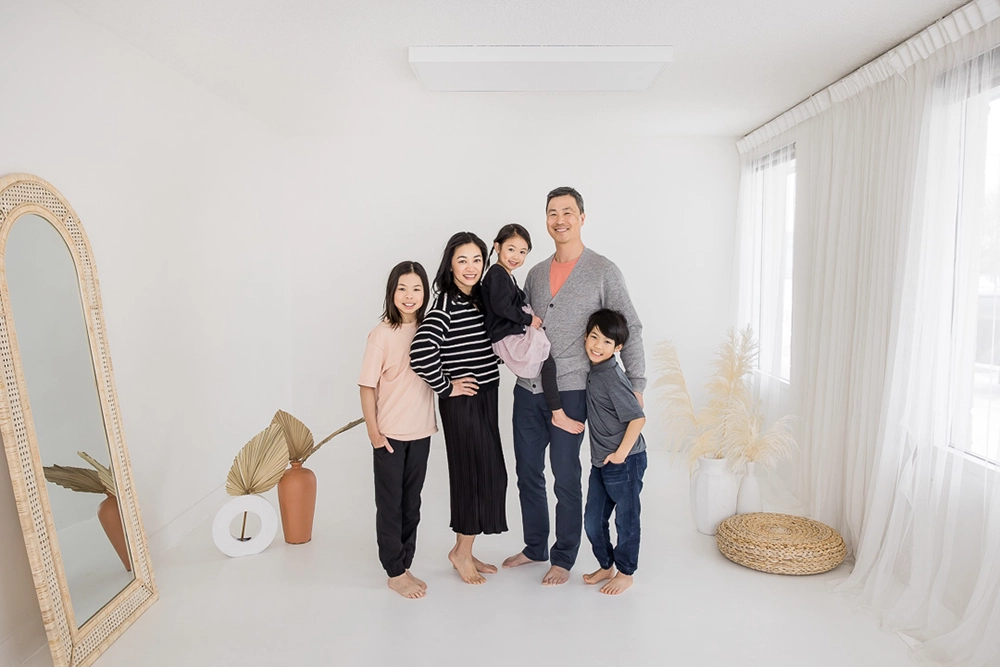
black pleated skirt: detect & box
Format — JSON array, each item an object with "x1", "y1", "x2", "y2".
[{"x1": 438, "y1": 384, "x2": 508, "y2": 535}]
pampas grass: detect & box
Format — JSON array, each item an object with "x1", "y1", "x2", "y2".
[
  {"x1": 270, "y1": 409, "x2": 364, "y2": 464},
  {"x1": 226, "y1": 424, "x2": 289, "y2": 496},
  {"x1": 653, "y1": 326, "x2": 795, "y2": 470},
  {"x1": 651, "y1": 340, "x2": 700, "y2": 452},
  {"x1": 719, "y1": 399, "x2": 798, "y2": 470}
]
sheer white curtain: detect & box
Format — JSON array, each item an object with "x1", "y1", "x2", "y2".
[
  {"x1": 735, "y1": 4, "x2": 1000, "y2": 664},
  {"x1": 840, "y1": 28, "x2": 1000, "y2": 666}
]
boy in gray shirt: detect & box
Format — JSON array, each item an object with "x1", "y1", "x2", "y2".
[{"x1": 581, "y1": 309, "x2": 647, "y2": 595}]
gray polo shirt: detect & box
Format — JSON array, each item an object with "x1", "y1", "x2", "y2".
[{"x1": 586, "y1": 357, "x2": 646, "y2": 467}]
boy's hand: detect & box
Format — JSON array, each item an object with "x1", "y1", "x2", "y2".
[
  {"x1": 603, "y1": 451, "x2": 628, "y2": 466},
  {"x1": 370, "y1": 430, "x2": 394, "y2": 453}
]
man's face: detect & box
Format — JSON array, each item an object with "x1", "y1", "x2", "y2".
[{"x1": 546, "y1": 194, "x2": 585, "y2": 245}]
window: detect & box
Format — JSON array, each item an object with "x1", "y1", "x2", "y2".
[
  {"x1": 950, "y1": 91, "x2": 1000, "y2": 466},
  {"x1": 748, "y1": 144, "x2": 796, "y2": 382}
]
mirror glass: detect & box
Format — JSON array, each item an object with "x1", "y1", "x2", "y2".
[{"x1": 5, "y1": 213, "x2": 134, "y2": 626}]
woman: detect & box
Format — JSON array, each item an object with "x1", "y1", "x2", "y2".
[{"x1": 409, "y1": 231, "x2": 507, "y2": 585}]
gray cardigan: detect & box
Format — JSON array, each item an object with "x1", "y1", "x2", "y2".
[{"x1": 516, "y1": 247, "x2": 646, "y2": 394}]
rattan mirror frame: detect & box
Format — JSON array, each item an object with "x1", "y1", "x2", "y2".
[{"x1": 0, "y1": 174, "x2": 157, "y2": 667}]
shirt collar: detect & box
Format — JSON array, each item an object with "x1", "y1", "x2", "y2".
[{"x1": 589, "y1": 356, "x2": 619, "y2": 374}]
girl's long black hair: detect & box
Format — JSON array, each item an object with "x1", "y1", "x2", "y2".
[
  {"x1": 382, "y1": 260, "x2": 430, "y2": 328},
  {"x1": 486, "y1": 223, "x2": 532, "y2": 269},
  {"x1": 433, "y1": 231, "x2": 488, "y2": 308}
]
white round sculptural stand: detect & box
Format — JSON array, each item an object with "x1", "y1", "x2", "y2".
[{"x1": 212, "y1": 494, "x2": 279, "y2": 557}]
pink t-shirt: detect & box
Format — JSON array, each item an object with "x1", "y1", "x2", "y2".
[
  {"x1": 549, "y1": 256, "x2": 579, "y2": 296},
  {"x1": 358, "y1": 321, "x2": 438, "y2": 441}
]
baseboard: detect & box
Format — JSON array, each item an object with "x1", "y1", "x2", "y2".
[{"x1": 146, "y1": 484, "x2": 227, "y2": 557}]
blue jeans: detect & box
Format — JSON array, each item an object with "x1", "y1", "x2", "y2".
[
  {"x1": 584, "y1": 451, "x2": 647, "y2": 576},
  {"x1": 512, "y1": 386, "x2": 588, "y2": 570}
]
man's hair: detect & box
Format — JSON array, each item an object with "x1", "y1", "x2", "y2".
[
  {"x1": 586, "y1": 309, "x2": 630, "y2": 348},
  {"x1": 546, "y1": 186, "x2": 585, "y2": 214}
]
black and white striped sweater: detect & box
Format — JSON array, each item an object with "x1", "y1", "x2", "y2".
[{"x1": 410, "y1": 291, "x2": 500, "y2": 396}]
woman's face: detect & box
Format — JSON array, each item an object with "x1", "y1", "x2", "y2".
[{"x1": 450, "y1": 242, "x2": 484, "y2": 294}]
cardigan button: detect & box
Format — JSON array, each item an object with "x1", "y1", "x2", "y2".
[{"x1": 549, "y1": 303, "x2": 554, "y2": 308}]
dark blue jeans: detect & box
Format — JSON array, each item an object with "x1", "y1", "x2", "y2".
[
  {"x1": 584, "y1": 450, "x2": 647, "y2": 576},
  {"x1": 512, "y1": 385, "x2": 588, "y2": 570}
]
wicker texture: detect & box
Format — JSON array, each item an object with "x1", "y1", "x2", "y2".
[
  {"x1": 716, "y1": 512, "x2": 846, "y2": 575},
  {"x1": 0, "y1": 174, "x2": 158, "y2": 667}
]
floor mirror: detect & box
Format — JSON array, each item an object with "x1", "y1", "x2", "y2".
[{"x1": 0, "y1": 174, "x2": 156, "y2": 666}]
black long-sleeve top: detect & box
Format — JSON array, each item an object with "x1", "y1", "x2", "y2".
[
  {"x1": 481, "y1": 264, "x2": 533, "y2": 344},
  {"x1": 410, "y1": 290, "x2": 501, "y2": 396}
]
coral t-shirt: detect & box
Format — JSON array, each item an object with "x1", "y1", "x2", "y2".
[
  {"x1": 358, "y1": 321, "x2": 438, "y2": 441},
  {"x1": 549, "y1": 256, "x2": 579, "y2": 296}
]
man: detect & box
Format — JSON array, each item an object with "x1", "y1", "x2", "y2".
[{"x1": 502, "y1": 186, "x2": 646, "y2": 585}]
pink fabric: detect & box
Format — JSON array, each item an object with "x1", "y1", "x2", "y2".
[{"x1": 492, "y1": 306, "x2": 551, "y2": 378}]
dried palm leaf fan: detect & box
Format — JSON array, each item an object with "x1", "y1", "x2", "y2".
[
  {"x1": 225, "y1": 424, "x2": 289, "y2": 542},
  {"x1": 43, "y1": 451, "x2": 117, "y2": 495},
  {"x1": 271, "y1": 409, "x2": 364, "y2": 463},
  {"x1": 225, "y1": 423, "x2": 289, "y2": 496}
]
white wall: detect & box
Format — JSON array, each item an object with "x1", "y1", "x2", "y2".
[
  {"x1": 0, "y1": 4, "x2": 740, "y2": 666},
  {"x1": 0, "y1": 1, "x2": 290, "y2": 664},
  {"x1": 284, "y1": 134, "x2": 740, "y2": 449}
]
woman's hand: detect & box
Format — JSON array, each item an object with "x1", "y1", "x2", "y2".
[
  {"x1": 369, "y1": 429, "x2": 394, "y2": 453},
  {"x1": 530, "y1": 315, "x2": 543, "y2": 329},
  {"x1": 450, "y1": 377, "x2": 479, "y2": 397}
]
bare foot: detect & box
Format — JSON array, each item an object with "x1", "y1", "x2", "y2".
[
  {"x1": 541, "y1": 565, "x2": 570, "y2": 586},
  {"x1": 502, "y1": 551, "x2": 540, "y2": 569},
  {"x1": 551, "y1": 409, "x2": 585, "y2": 434},
  {"x1": 406, "y1": 570, "x2": 427, "y2": 590},
  {"x1": 449, "y1": 548, "x2": 486, "y2": 585},
  {"x1": 472, "y1": 556, "x2": 497, "y2": 574},
  {"x1": 388, "y1": 573, "x2": 425, "y2": 599},
  {"x1": 600, "y1": 572, "x2": 633, "y2": 595},
  {"x1": 583, "y1": 567, "x2": 615, "y2": 585}
]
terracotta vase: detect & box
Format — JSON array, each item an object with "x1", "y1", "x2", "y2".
[
  {"x1": 97, "y1": 493, "x2": 132, "y2": 572},
  {"x1": 277, "y1": 461, "x2": 316, "y2": 544}
]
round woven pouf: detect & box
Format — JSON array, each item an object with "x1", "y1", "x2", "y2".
[{"x1": 716, "y1": 512, "x2": 846, "y2": 575}]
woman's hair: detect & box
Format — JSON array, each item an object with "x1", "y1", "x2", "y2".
[
  {"x1": 382, "y1": 260, "x2": 430, "y2": 328},
  {"x1": 433, "y1": 231, "x2": 488, "y2": 306},
  {"x1": 487, "y1": 223, "x2": 532, "y2": 267}
]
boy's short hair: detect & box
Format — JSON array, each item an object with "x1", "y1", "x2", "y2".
[{"x1": 586, "y1": 309, "x2": 629, "y2": 347}]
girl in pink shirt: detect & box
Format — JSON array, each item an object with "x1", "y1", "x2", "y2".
[{"x1": 358, "y1": 261, "x2": 438, "y2": 599}]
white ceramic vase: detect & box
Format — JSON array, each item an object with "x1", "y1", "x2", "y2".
[
  {"x1": 736, "y1": 461, "x2": 763, "y2": 514},
  {"x1": 690, "y1": 456, "x2": 739, "y2": 535}
]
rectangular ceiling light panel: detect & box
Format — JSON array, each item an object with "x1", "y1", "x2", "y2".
[{"x1": 408, "y1": 45, "x2": 673, "y2": 92}]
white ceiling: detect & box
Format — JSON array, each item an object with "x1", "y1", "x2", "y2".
[{"x1": 59, "y1": 0, "x2": 969, "y2": 137}]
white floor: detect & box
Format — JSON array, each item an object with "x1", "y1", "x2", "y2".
[{"x1": 29, "y1": 440, "x2": 914, "y2": 667}]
